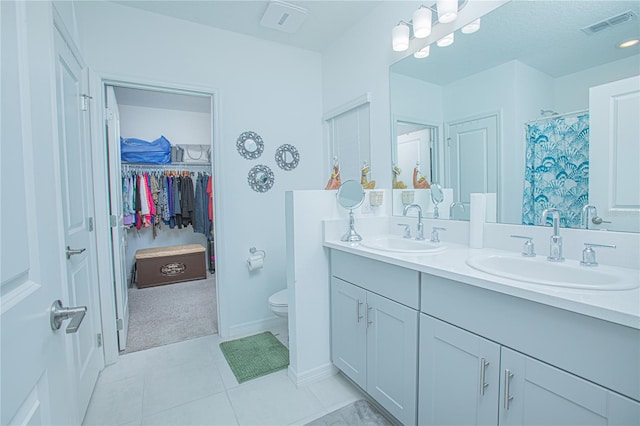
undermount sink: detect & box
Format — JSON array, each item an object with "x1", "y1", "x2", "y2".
[
  {"x1": 466, "y1": 254, "x2": 639, "y2": 291},
  {"x1": 360, "y1": 236, "x2": 446, "y2": 254}
]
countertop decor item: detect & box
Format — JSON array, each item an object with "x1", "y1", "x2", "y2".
[
  {"x1": 274, "y1": 143, "x2": 300, "y2": 171},
  {"x1": 248, "y1": 164, "x2": 274, "y2": 192},
  {"x1": 325, "y1": 157, "x2": 341, "y2": 190},
  {"x1": 236, "y1": 130, "x2": 264, "y2": 160},
  {"x1": 360, "y1": 162, "x2": 375, "y2": 189}
]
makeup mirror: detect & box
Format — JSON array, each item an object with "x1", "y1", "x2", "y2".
[{"x1": 337, "y1": 180, "x2": 365, "y2": 242}]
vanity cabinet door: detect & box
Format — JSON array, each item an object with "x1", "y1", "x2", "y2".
[
  {"x1": 499, "y1": 347, "x2": 640, "y2": 425},
  {"x1": 330, "y1": 277, "x2": 367, "y2": 389},
  {"x1": 366, "y1": 291, "x2": 418, "y2": 426},
  {"x1": 419, "y1": 314, "x2": 500, "y2": 426}
]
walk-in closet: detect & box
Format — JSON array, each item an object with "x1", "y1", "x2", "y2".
[{"x1": 106, "y1": 84, "x2": 217, "y2": 354}]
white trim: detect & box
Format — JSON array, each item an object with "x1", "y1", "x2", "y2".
[
  {"x1": 287, "y1": 362, "x2": 337, "y2": 387},
  {"x1": 227, "y1": 316, "x2": 286, "y2": 339},
  {"x1": 322, "y1": 92, "x2": 372, "y2": 122},
  {"x1": 89, "y1": 71, "x2": 221, "y2": 364}
]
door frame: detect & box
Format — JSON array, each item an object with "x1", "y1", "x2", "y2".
[
  {"x1": 444, "y1": 110, "x2": 502, "y2": 220},
  {"x1": 88, "y1": 73, "x2": 221, "y2": 364}
]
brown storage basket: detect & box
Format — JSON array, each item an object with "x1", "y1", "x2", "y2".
[{"x1": 135, "y1": 244, "x2": 206, "y2": 288}]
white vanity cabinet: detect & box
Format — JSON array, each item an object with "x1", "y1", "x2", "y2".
[
  {"x1": 419, "y1": 314, "x2": 500, "y2": 425},
  {"x1": 420, "y1": 314, "x2": 639, "y2": 425},
  {"x1": 330, "y1": 250, "x2": 419, "y2": 425},
  {"x1": 419, "y1": 274, "x2": 640, "y2": 425}
]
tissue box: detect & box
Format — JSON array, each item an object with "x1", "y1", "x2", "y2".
[{"x1": 135, "y1": 244, "x2": 206, "y2": 288}]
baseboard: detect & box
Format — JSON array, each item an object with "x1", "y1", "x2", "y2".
[
  {"x1": 288, "y1": 362, "x2": 337, "y2": 387},
  {"x1": 227, "y1": 316, "x2": 286, "y2": 339}
]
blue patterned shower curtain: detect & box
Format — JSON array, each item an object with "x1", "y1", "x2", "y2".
[{"x1": 522, "y1": 113, "x2": 589, "y2": 228}]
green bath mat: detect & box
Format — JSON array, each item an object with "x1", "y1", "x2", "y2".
[{"x1": 219, "y1": 331, "x2": 289, "y2": 383}]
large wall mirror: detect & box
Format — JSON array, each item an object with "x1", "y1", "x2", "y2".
[{"x1": 389, "y1": 0, "x2": 639, "y2": 232}]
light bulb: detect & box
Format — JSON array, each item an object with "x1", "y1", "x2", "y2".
[
  {"x1": 436, "y1": 32, "x2": 454, "y2": 47},
  {"x1": 414, "y1": 46, "x2": 431, "y2": 59},
  {"x1": 619, "y1": 38, "x2": 639, "y2": 48},
  {"x1": 437, "y1": 0, "x2": 458, "y2": 24},
  {"x1": 413, "y1": 7, "x2": 432, "y2": 39},
  {"x1": 392, "y1": 22, "x2": 410, "y2": 52},
  {"x1": 461, "y1": 18, "x2": 481, "y2": 34}
]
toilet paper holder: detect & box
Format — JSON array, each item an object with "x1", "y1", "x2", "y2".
[{"x1": 249, "y1": 247, "x2": 266, "y2": 259}]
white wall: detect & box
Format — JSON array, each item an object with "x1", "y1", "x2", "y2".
[
  {"x1": 76, "y1": 1, "x2": 324, "y2": 338},
  {"x1": 554, "y1": 55, "x2": 640, "y2": 113},
  {"x1": 117, "y1": 105, "x2": 211, "y2": 147}
]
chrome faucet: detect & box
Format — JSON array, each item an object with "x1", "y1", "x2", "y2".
[
  {"x1": 449, "y1": 202, "x2": 465, "y2": 220},
  {"x1": 403, "y1": 203, "x2": 425, "y2": 240},
  {"x1": 540, "y1": 208, "x2": 564, "y2": 262}
]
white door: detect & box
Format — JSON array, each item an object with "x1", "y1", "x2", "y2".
[
  {"x1": 106, "y1": 85, "x2": 129, "y2": 351},
  {"x1": 589, "y1": 76, "x2": 640, "y2": 233},
  {"x1": 53, "y1": 23, "x2": 103, "y2": 419},
  {"x1": 2, "y1": 1, "x2": 75, "y2": 424},
  {"x1": 397, "y1": 128, "x2": 432, "y2": 184},
  {"x1": 445, "y1": 114, "x2": 498, "y2": 212}
]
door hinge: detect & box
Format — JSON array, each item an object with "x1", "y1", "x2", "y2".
[
  {"x1": 80, "y1": 94, "x2": 92, "y2": 111},
  {"x1": 87, "y1": 217, "x2": 94, "y2": 232},
  {"x1": 109, "y1": 215, "x2": 117, "y2": 228},
  {"x1": 105, "y1": 107, "x2": 114, "y2": 121},
  {"x1": 96, "y1": 333, "x2": 103, "y2": 347},
  {"x1": 116, "y1": 318, "x2": 123, "y2": 331}
]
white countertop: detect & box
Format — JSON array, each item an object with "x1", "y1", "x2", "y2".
[{"x1": 324, "y1": 239, "x2": 640, "y2": 330}]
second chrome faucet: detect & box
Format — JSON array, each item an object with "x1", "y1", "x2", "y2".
[
  {"x1": 540, "y1": 208, "x2": 564, "y2": 262},
  {"x1": 403, "y1": 203, "x2": 425, "y2": 240}
]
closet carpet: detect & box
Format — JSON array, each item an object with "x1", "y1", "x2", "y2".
[{"x1": 123, "y1": 274, "x2": 217, "y2": 354}]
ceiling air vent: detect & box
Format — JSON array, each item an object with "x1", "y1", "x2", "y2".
[
  {"x1": 260, "y1": 1, "x2": 308, "y2": 34},
  {"x1": 582, "y1": 10, "x2": 637, "y2": 35}
]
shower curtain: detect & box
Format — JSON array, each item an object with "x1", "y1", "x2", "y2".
[{"x1": 522, "y1": 112, "x2": 589, "y2": 228}]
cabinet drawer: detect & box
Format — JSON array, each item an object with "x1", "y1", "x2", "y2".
[{"x1": 331, "y1": 250, "x2": 419, "y2": 309}]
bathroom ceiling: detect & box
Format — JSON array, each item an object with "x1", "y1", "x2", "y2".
[
  {"x1": 392, "y1": 1, "x2": 640, "y2": 85},
  {"x1": 110, "y1": 0, "x2": 384, "y2": 53}
]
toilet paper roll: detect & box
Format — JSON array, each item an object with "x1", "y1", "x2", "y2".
[{"x1": 247, "y1": 254, "x2": 264, "y2": 271}]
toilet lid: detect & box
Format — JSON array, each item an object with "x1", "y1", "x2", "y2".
[{"x1": 269, "y1": 289, "x2": 287, "y2": 307}]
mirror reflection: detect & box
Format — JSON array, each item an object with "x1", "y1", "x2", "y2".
[{"x1": 389, "y1": 1, "x2": 639, "y2": 232}]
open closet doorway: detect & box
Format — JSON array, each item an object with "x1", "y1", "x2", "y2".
[{"x1": 104, "y1": 83, "x2": 218, "y2": 355}]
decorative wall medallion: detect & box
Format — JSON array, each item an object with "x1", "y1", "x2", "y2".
[
  {"x1": 248, "y1": 164, "x2": 275, "y2": 193},
  {"x1": 236, "y1": 131, "x2": 264, "y2": 160},
  {"x1": 160, "y1": 262, "x2": 186, "y2": 276},
  {"x1": 274, "y1": 144, "x2": 300, "y2": 171}
]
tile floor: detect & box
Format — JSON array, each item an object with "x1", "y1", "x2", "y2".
[{"x1": 82, "y1": 326, "x2": 365, "y2": 426}]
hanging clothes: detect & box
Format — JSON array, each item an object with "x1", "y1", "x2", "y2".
[{"x1": 180, "y1": 175, "x2": 195, "y2": 228}]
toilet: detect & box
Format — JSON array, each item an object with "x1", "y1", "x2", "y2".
[{"x1": 268, "y1": 289, "x2": 288, "y2": 318}]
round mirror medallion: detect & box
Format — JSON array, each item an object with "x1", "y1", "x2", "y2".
[
  {"x1": 274, "y1": 144, "x2": 300, "y2": 171},
  {"x1": 248, "y1": 164, "x2": 275, "y2": 193},
  {"x1": 236, "y1": 131, "x2": 264, "y2": 160}
]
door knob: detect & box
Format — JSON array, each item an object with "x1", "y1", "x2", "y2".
[
  {"x1": 66, "y1": 246, "x2": 86, "y2": 259},
  {"x1": 50, "y1": 300, "x2": 87, "y2": 333}
]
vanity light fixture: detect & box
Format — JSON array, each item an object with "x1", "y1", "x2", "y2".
[
  {"x1": 412, "y1": 6, "x2": 433, "y2": 38},
  {"x1": 618, "y1": 38, "x2": 639, "y2": 48},
  {"x1": 414, "y1": 45, "x2": 431, "y2": 58},
  {"x1": 436, "y1": 0, "x2": 458, "y2": 24},
  {"x1": 461, "y1": 18, "x2": 481, "y2": 34},
  {"x1": 392, "y1": 21, "x2": 411, "y2": 51},
  {"x1": 437, "y1": 32, "x2": 455, "y2": 47}
]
